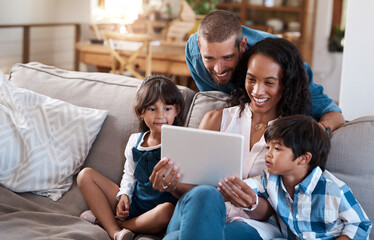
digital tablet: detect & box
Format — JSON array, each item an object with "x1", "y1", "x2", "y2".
[{"x1": 161, "y1": 125, "x2": 244, "y2": 186}]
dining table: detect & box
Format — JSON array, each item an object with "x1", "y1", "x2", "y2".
[{"x1": 75, "y1": 41, "x2": 191, "y2": 77}]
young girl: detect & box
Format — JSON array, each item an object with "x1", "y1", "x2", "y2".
[{"x1": 77, "y1": 76, "x2": 185, "y2": 240}]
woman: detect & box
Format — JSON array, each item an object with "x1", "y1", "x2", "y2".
[{"x1": 150, "y1": 37, "x2": 312, "y2": 240}]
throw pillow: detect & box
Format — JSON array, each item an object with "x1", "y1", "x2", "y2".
[
  {"x1": 184, "y1": 91, "x2": 230, "y2": 128},
  {"x1": 0, "y1": 73, "x2": 108, "y2": 201}
]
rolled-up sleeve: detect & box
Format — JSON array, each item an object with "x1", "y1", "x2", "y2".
[
  {"x1": 305, "y1": 63, "x2": 342, "y2": 120},
  {"x1": 338, "y1": 185, "x2": 372, "y2": 239}
]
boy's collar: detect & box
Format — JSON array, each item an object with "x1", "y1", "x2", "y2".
[{"x1": 297, "y1": 167, "x2": 323, "y2": 196}]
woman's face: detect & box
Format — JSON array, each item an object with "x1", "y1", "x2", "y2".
[{"x1": 245, "y1": 53, "x2": 283, "y2": 116}]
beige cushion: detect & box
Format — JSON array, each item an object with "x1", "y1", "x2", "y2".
[
  {"x1": 0, "y1": 75, "x2": 107, "y2": 201},
  {"x1": 326, "y1": 115, "x2": 374, "y2": 238},
  {"x1": 9, "y1": 62, "x2": 195, "y2": 185},
  {"x1": 185, "y1": 91, "x2": 230, "y2": 128}
]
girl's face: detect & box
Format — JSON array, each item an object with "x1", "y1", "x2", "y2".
[
  {"x1": 140, "y1": 98, "x2": 179, "y2": 135},
  {"x1": 245, "y1": 53, "x2": 283, "y2": 117}
]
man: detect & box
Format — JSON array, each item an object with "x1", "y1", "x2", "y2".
[{"x1": 185, "y1": 10, "x2": 344, "y2": 131}]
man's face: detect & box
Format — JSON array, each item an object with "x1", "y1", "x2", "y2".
[{"x1": 198, "y1": 36, "x2": 246, "y2": 86}]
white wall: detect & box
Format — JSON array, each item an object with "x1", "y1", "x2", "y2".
[
  {"x1": 0, "y1": 0, "x2": 91, "y2": 73},
  {"x1": 312, "y1": 0, "x2": 342, "y2": 104},
  {"x1": 339, "y1": 0, "x2": 374, "y2": 120}
]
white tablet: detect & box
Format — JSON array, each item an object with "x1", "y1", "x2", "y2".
[{"x1": 161, "y1": 125, "x2": 244, "y2": 186}]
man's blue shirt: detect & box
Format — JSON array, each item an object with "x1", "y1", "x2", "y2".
[{"x1": 185, "y1": 26, "x2": 341, "y2": 120}]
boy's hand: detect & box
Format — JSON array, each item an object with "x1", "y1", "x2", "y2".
[
  {"x1": 218, "y1": 176, "x2": 257, "y2": 209},
  {"x1": 116, "y1": 194, "x2": 130, "y2": 219}
]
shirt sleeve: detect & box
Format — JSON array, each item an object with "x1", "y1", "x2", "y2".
[
  {"x1": 116, "y1": 134, "x2": 137, "y2": 202},
  {"x1": 304, "y1": 62, "x2": 342, "y2": 120},
  {"x1": 337, "y1": 184, "x2": 372, "y2": 239},
  {"x1": 185, "y1": 36, "x2": 204, "y2": 91}
]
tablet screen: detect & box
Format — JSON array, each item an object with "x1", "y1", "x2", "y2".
[{"x1": 161, "y1": 125, "x2": 244, "y2": 186}]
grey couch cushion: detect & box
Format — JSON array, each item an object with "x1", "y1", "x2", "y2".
[
  {"x1": 9, "y1": 62, "x2": 195, "y2": 185},
  {"x1": 185, "y1": 91, "x2": 230, "y2": 128},
  {"x1": 4, "y1": 62, "x2": 196, "y2": 240},
  {"x1": 326, "y1": 116, "x2": 374, "y2": 239}
]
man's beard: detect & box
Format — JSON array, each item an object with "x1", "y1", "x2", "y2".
[{"x1": 208, "y1": 68, "x2": 234, "y2": 86}]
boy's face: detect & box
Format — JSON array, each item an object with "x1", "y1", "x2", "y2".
[{"x1": 265, "y1": 139, "x2": 299, "y2": 176}]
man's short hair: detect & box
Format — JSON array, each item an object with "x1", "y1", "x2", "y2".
[
  {"x1": 264, "y1": 115, "x2": 331, "y2": 172},
  {"x1": 197, "y1": 10, "x2": 242, "y2": 47}
]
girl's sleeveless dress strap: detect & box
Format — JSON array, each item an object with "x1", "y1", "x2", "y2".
[{"x1": 135, "y1": 132, "x2": 145, "y2": 148}]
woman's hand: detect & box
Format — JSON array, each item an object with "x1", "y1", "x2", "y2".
[
  {"x1": 116, "y1": 194, "x2": 130, "y2": 219},
  {"x1": 149, "y1": 158, "x2": 181, "y2": 193},
  {"x1": 218, "y1": 176, "x2": 274, "y2": 220},
  {"x1": 217, "y1": 176, "x2": 257, "y2": 209}
]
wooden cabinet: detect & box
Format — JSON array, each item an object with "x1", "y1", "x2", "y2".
[{"x1": 217, "y1": 0, "x2": 316, "y2": 64}]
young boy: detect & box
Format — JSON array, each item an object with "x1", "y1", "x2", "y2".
[{"x1": 243, "y1": 115, "x2": 371, "y2": 240}]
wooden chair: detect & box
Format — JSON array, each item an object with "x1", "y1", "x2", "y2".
[
  {"x1": 101, "y1": 31, "x2": 152, "y2": 79},
  {"x1": 90, "y1": 23, "x2": 121, "y2": 40}
]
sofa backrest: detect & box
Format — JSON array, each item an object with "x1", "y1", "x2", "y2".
[
  {"x1": 8, "y1": 62, "x2": 195, "y2": 183},
  {"x1": 8, "y1": 63, "x2": 373, "y2": 237},
  {"x1": 326, "y1": 116, "x2": 374, "y2": 238}
]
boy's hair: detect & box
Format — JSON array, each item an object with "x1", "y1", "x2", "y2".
[
  {"x1": 135, "y1": 75, "x2": 185, "y2": 132},
  {"x1": 264, "y1": 115, "x2": 331, "y2": 172},
  {"x1": 197, "y1": 10, "x2": 242, "y2": 48}
]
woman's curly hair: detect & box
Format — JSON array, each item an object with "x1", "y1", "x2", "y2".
[{"x1": 229, "y1": 37, "x2": 312, "y2": 117}]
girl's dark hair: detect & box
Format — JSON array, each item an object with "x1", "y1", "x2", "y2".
[
  {"x1": 135, "y1": 75, "x2": 185, "y2": 132},
  {"x1": 229, "y1": 37, "x2": 312, "y2": 117},
  {"x1": 264, "y1": 115, "x2": 331, "y2": 172}
]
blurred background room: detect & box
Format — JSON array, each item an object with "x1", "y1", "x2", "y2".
[{"x1": 0, "y1": 0, "x2": 373, "y2": 119}]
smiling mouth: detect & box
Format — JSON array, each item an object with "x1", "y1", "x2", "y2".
[
  {"x1": 215, "y1": 72, "x2": 228, "y2": 77},
  {"x1": 252, "y1": 97, "x2": 270, "y2": 106},
  {"x1": 210, "y1": 69, "x2": 232, "y2": 86}
]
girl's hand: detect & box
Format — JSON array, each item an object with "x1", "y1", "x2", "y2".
[
  {"x1": 149, "y1": 158, "x2": 181, "y2": 193},
  {"x1": 217, "y1": 176, "x2": 257, "y2": 209},
  {"x1": 116, "y1": 194, "x2": 130, "y2": 219}
]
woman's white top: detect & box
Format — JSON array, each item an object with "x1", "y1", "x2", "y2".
[
  {"x1": 220, "y1": 104, "x2": 268, "y2": 178},
  {"x1": 221, "y1": 105, "x2": 282, "y2": 239}
]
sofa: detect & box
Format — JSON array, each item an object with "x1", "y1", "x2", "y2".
[{"x1": 0, "y1": 62, "x2": 373, "y2": 239}]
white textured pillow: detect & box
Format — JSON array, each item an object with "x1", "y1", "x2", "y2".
[{"x1": 0, "y1": 73, "x2": 108, "y2": 201}]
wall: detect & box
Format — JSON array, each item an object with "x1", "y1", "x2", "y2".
[
  {"x1": 0, "y1": 0, "x2": 91, "y2": 73},
  {"x1": 312, "y1": 0, "x2": 342, "y2": 104},
  {"x1": 339, "y1": 0, "x2": 374, "y2": 120}
]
